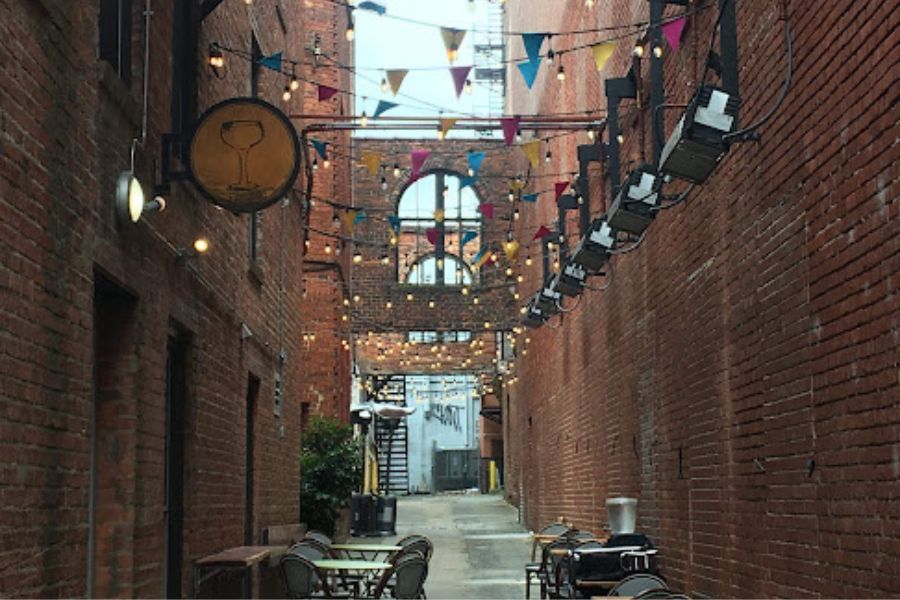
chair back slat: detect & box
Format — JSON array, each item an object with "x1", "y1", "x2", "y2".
[{"x1": 280, "y1": 554, "x2": 321, "y2": 599}]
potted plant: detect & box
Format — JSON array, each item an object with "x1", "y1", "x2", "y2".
[{"x1": 300, "y1": 416, "x2": 362, "y2": 537}]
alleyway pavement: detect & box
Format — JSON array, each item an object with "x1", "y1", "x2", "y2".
[{"x1": 356, "y1": 492, "x2": 531, "y2": 599}]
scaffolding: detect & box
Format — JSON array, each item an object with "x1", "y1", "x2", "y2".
[{"x1": 471, "y1": 0, "x2": 506, "y2": 130}]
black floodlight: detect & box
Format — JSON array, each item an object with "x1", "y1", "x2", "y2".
[
  {"x1": 535, "y1": 279, "x2": 561, "y2": 316},
  {"x1": 571, "y1": 216, "x2": 616, "y2": 272},
  {"x1": 522, "y1": 296, "x2": 548, "y2": 328},
  {"x1": 555, "y1": 261, "x2": 587, "y2": 296},
  {"x1": 659, "y1": 86, "x2": 741, "y2": 184},
  {"x1": 607, "y1": 164, "x2": 662, "y2": 235}
]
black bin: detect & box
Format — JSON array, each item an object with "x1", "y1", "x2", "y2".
[{"x1": 375, "y1": 495, "x2": 397, "y2": 536}]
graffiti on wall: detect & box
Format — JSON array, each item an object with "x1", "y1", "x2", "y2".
[{"x1": 425, "y1": 401, "x2": 463, "y2": 431}]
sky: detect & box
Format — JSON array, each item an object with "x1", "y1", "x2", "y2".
[{"x1": 353, "y1": 0, "x2": 505, "y2": 138}]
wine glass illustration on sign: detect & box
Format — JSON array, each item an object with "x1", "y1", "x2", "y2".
[{"x1": 220, "y1": 120, "x2": 265, "y2": 195}]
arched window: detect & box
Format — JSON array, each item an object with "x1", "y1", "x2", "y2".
[{"x1": 397, "y1": 170, "x2": 481, "y2": 285}]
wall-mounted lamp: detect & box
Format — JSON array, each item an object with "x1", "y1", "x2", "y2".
[
  {"x1": 116, "y1": 170, "x2": 165, "y2": 224},
  {"x1": 570, "y1": 216, "x2": 616, "y2": 272},
  {"x1": 607, "y1": 164, "x2": 662, "y2": 235}
]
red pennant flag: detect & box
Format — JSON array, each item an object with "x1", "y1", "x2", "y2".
[
  {"x1": 450, "y1": 66, "x2": 473, "y2": 98},
  {"x1": 426, "y1": 227, "x2": 440, "y2": 245},
  {"x1": 478, "y1": 202, "x2": 495, "y2": 219},
  {"x1": 317, "y1": 85, "x2": 338, "y2": 102},
  {"x1": 662, "y1": 16, "x2": 687, "y2": 51},
  {"x1": 554, "y1": 181, "x2": 570, "y2": 201},
  {"x1": 533, "y1": 225, "x2": 552, "y2": 240},
  {"x1": 411, "y1": 149, "x2": 430, "y2": 177},
  {"x1": 500, "y1": 117, "x2": 521, "y2": 146}
]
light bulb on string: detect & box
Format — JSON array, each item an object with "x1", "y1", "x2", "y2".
[
  {"x1": 324, "y1": 242, "x2": 332, "y2": 255},
  {"x1": 393, "y1": 163, "x2": 401, "y2": 178},
  {"x1": 545, "y1": 149, "x2": 552, "y2": 162},
  {"x1": 633, "y1": 45, "x2": 645, "y2": 58},
  {"x1": 290, "y1": 68, "x2": 300, "y2": 91},
  {"x1": 345, "y1": 23, "x2": 355, "y2": 41},
  {"x1": 312, "y1": 158, "x2": 319, "y2": 171},
  {"x1": 352, "y1": 251, "x2": 363, "y2": 264},
  {"x1": 380, "y1": 176, "x2": 388, "y2": 190},
  {"x1": 587, "y1": 129, "x2": 596, "y2": 141},
  {"x1": 208, "y1": 44, "x2": 225, "y2": 69},
  {"x1": 525, "y1": 255, "x2": 533, "y2": 267},
  {"x1": 513, "y1": 209, "x2": 520, "y2": 221},
  {"x1": 546, "y1": 48, "x2": 555, "y2": 64},
  {"x1": 380, "y1": 77, "x2": 389, "y2": 93},
  {"x1": 464, "y1": 79, "x2": 473, "y2": 95},
  {"x1": 323, "y1": 157, "x2": 330, "y2": 169},
  {"x1": 381, "y1": 254, "x2": 390, "y2": 265},
  {"x1": 653, "y1": 46, "x2": 663, "y2": 58},
  {"x1": 557, "y1": 63, "x2": 566, "y2": 81},
  {"x1": 282, "y1": 86, "x2": 292, "y2": 102},
  {"x1": 616, "y1": 133, "x2": 625, "y2": 144}
]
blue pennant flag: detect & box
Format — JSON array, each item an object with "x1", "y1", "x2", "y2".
[
  {"x1": 470, "y1": 246, "x2": 487, "y2": 265},
  {"x1": 358, "y1": 1, "x2": 387, "y2": 15},
  {"x1": 374, "y1": 100, "x2": 398, "y2": 118},
  {"x1": 387, "y1": 215, "x2": 401, "y2": 233},
  {"x1": 459, "y1": 176, "x2": 476, "y2": 189},
  {"x1": 521, "y1": 193, "x2": 539, "y2": 203},
  {"x1": 461, "y1": 230, "x2": 478, "y2": 247},
  {"x1": 311, "y1": 139, "x2": 328, "y2": 159},
  {"x1": 517, "y1": 57, "x2": 541, "y2": 89},
  {"x1": 467, "y1": 151, "x2": 485, "y2": 175},
  {"x1": 522, "y1": 33, "x2": 546, "y2": 64},
  {"x1": 354, "y1": 211, "x2": 367, "y2": 224},
  {"x1": 259, "y1": 51, "x2": 283, "y2": 71}
]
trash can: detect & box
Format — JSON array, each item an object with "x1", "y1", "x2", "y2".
[
  {"x1": 606, "y1": 497, "x2": 637, "y2": 534},
  {"x1": 351, "y1": 493, "x2": 377, "y2": 536},
  {"x1": 375, "y1": 495, "x2": 397, "y2": 536}
]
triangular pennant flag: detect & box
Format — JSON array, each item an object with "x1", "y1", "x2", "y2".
[
  {"x1": 504, "y1": 239, "x2": 521, "y2": 262},
  {"x1": 361, "y1": 151, "x2": 381, "y2": 176},
  {"x1": 311, "y1": 139, "x2": 328, "y2": 159},
  {"x1": 461, "y1": 230, "x2": 478, "y2": 246},
  {"x1": 259, "y1": 51, "x2": 283, "y2": 71},
  {"x1": 354, "y1": 210, "x2": 367, "y2": 224},
  {"x1": 521, "y1": 140, "x2": 541, "y2": 168},
  {"x1": 517, "y1": 58, "x2": 541, "y2": 89},
  {"x1": 467, "y1": 151, "x2": 485, "y2": 175},
  {"x1": 317, "y1": 85, "x2": 338, "y2": 102},
  {"x1": 341, "y1": 211, "x2": 357, "y2": 233},
  {"x1": 591, "y1": 42, "x2": 616, "y2": 71},
  {"x1": 358, "y1": 1, "x2": 386, "y2": 15},
  {"x1": 450, "y1": 66, "x2": 472, "y2": 98},
  {"x1": 387, "y1": 215, "x2": 401, "y2": 233},
  {"x1": 478, "y1": 202, "x2": 495, "y2": 219},
  {"x1": 373, "y1": 100, "x2": 398, "y2": 118},
  {"x1": 459, "y1": 176, "x2": 477, "y2": 189},
  {"x1": 554, "y1": 181, "x2": 570, "y2": 200},
  {"x1": 386, "y1": 69, "x2": 408, "y2": 96},
  {"x1": 434, "y1": 208, "x2": 445, "y2": 223},
  {"x1": 509, "y1": 178, "x2": 525, "y2": 192},
  {"x1": 440, "y1": 27, "x2": 467, "y2": 63},
  {"x1": 662, "y1": 16, "x2": 687, "y2": 51},
  {"x1": 410, "y1": 149, "x2": 430, "y2": 177},
  {"x1": 521, "y1": 33, "x2": 546, "y2": 64},
  {"x1": 521, "y1": 193, "x2": 539, "y2": 203},
  {"x1": 425, "y1": 227, "x2": 441, "y2": 245},
  {"x1": 500, "y1": 117, "x2": 520, "y2": 146},
  {"x1": 533, "y1": 225, "x2": 552, "y2": 240},
  {"x1": 439, "y1": 118, "x2": 458, "y2": 138},
  {"x1": 471, "y1": 246, "x2": 488, "y2": 267}
]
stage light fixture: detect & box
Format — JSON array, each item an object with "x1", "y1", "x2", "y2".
[
  {"x1": 607, "y1": 163, "x2": 662, "y2": 235},
  {"x1": 535, "y1": 278, "x2": 561, "y2": 316},
  {"x1": 570, "y1": 216, "x2": 616, "y2": 273},
  {"x1": 660, "y1": 86, "x2": 742, "y2": 184},
  {"x1": 554, "y1": 261, "x2": 587, "y2": 296},
  {"x1": 522, "y1": 296, "x2": 548, "y2": 328}
]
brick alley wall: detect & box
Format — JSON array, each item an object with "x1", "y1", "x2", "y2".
[
  {"x1": 0, "y1": 0, "x2": 351, "y2": 597},
  {"x1": 503, "y1": 1, "x2": 899, "y2": 598}
]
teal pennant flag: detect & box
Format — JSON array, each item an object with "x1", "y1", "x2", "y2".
[
  {"x1": 373, "y1": 100, "x2": 399, "y2": 118},
  {"x1": 259, "y1": 51, "x2": 283, "y2": 71}
]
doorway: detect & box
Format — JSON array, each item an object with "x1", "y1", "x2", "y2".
[
  {"x1": 165, "y1": 327, "x2": 189, "y2": 599},
  {"x1": 245, "y1": 375, "x2": 260, "y2": 545}
]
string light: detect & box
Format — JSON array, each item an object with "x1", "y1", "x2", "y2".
[
  {"x1": 380, "y1": 77, "x2": 389, "y2": 93},
  {"x1": 323, "y1": 157, "x2": 331, "y2": 169},
  {"x1": 587, "y1": 129, "x2": 596, "y2": 141},
  {"x1": 353, "y1": 251, "x2": 363, "y2": 264},
  {"x1": 513, "y1": 209, "x2": 520, "y2": 220},
  {"x1": 353, "y1": 294, "x2": 361, "y2": 303},
  {"x1": 461, "y1": 286, "x2": 469, "y2": 296},
  {"x1": 464, "y1": 79, "x2": 473, "y2": 95},
  {"x1": 193, "y1": 238, "x2": 210, "y2": 253},
  {"x1": 525, "y1": 255, "x2": 533, "y2": 266},
  {"x1": 585, "y1": 0, "x2": 595, "y2": 7},
  {"x1": 208, "y1": 44, "x2": 225, "y2": 69},
  {"x1": 428, "y1": 300, "x2": 435, "y2": 308},
  {"x1": 557, "y1": 63, "x2": 566, "y2": 81},
  {"x1": 633, "y1": 45, "x2": 645, "y2": 58},
  {"x1": 282, "y1": 85, "x2": 292, "y2": 102},
  {"x1": 380, "y1": 254, "x2": 390, "y2": 265},
  {"x1": 406, "y1": 293, "x2": 414, "y2": 301},
  {"x1": 616, "y1": 133, "x2": 625, "y2": 144},
  {"x1": 360, "y1": 111, "x2": 368, "y2": 128},
  {"x1": 545, "y1": 149, "x2": 552, "y2": 162},
  {"x1": 381, "y1": 176, "x2": 388, "y2": 190},
  {"x1": 312, "y1": 158, "x2": 319, "y2": 171},
  {"x1": 393, "y1": 163, "x2": 401, "y2": 178},
  {"x1": 437, "y1": 126, "x2": 446, "y2": 141},
  {"x1": 389, "y1": 234, "x2": 398, "y2": 246},
  {"x1": 345, "y1": 22, "x2": 355, "y2": 41},
  {"x1": 547, "y1": 48, "x2": 555, "y2": 64},
  {"x1": 324, "y1": 242, "x2": 332, "y2": 254}
]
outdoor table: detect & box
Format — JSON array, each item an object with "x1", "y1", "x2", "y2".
[
  {"x1": 330, "y1": 544, "x2": 403, "y2": 561},
  {"x1": 192, "y1": 545, "x2": 286, "y2": 598},
  {"x1": 314, "y1": 559, "x2": 393, "y2": 598}
]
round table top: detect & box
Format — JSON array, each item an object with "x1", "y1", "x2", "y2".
[
  {"x1": 313, "y1": 559, "x2": 392, "y2": 571},
  {"x1": 330, "y1": 544, "x2": 403, "y2": 552}
]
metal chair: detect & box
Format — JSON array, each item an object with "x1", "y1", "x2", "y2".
[
  {"x1": 305, "y1": 530, "x2": 333, "y2": 546},
  {"x1": 608, "y1": 573, "x2": 668, "y2": 597},
  {"x1": 370, "y1": 553, "x2": 428, "y2": 599},
  {"x1": 527, "y1": 522, "x2": 574, "y2": 597},
  {"x1": 280, "y1": 553, "x2": 347, "y2": 599}
]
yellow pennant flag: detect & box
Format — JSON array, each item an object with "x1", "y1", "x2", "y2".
[
  {"x1": 386, "y1": 69, "x2": 408, "y2": 96},
  {"x1": 509, "y1": 178, "x2": 525, "y2": 192},
  {"x1": 441, "y1": 27, "x2": 467, "y2": 63},
  {"x1": 504, "y1": 239, "x2": 520, "y2": 262},
  {"x1": 591, "y1": 42, "x2": 616, "y2": 71},
  {"x1": 434, "y1": 208, "x2": 445, "y2": 223},
  {"x1": 361, "y1": 151, "x2": 381, "y2": 176},
  {"x1": 521, "y1": 140, "x2": 541, "y2": 168},
  {"x1": 439, "y1": 118, "x2": 458, "y2": 139},
  {"x1": 340, "y1": 210, "x2": 357, "y2": 233}
]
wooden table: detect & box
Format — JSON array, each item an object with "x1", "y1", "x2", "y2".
[{"x1": 192, "y1": 545, "x2": 286, "y2": 598}]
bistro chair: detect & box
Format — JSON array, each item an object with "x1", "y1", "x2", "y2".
[
  {"x1": 396, "y1": 535, "x2": 433, "y2": 564},
  {"x1": 280, "y1": 553, "x2": 348, "y2": 599},
  {"x1": 607, "y1": 573, "x2": 668, "y2": 597},
  {"x1": 566, "y1": 530, "x2": 596, "y2": 541},
  {"x1": 370, "y1": 553, "x2": 428, "y2": 599},
  {"x1": 305, "y1": 530, "x2": 334, "y2": 546}
]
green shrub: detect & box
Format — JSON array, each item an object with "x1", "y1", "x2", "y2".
[{"x1": 300, "y1": 416, "x2": 362, "y2": 535}]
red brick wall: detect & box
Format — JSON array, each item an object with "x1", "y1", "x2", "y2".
[
  {"x1": 0, "y1": 0, "x2": 350, "y2": 596},
  {"x1": 504, "y1": 1, "x2": 899, "y2": 597}
]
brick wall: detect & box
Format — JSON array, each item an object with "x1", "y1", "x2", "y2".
[
  {"x1": 504, "y1": 0, "x2": 899, "y2": 597},
  {"x1": 0, "y1": 0, "x2": 350, "y2": 596}
]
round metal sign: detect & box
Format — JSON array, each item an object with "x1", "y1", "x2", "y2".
[{"x1": 188, "y1": 97, "x2": 300, "y2": 212}]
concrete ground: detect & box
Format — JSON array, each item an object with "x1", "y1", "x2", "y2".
[{"x1": 354, "y1": 492, "x2": 532, "y2": 599}]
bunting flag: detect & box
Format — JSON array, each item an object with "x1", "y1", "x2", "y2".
[
  {"x1": 533, "y1": 225, "x2": 552, "y2": 240},
  {"x1": 439, "y1": 118, "x2": 458, "y2": 138},
  {"x1": 591, "y1": 42, "x2": 616, "y2": 71},
  {"x1": 478, "y1": 202, "x2": 495, "y2": 218},
  {"x1": 373, "y1": 100, "x2": 398, "y2": 118},
  {"x1": 358, "y1": 1, "x2": 386, "y2": 15},
  {"x1": 521, "y1": 33, "x2": 546, "y2": 64},
  {"x1": 434, "y1": 208, "x2": 445, "y2": 223},
  {"x1": 317, "y1": 85, "x2": 338, "y2": 102},
  {"x1": 311, "y1": 139, "x2": 328, "y2": 159},
  {"x1": 509, "y1": 178, "x2": 526, "y2": 192},
  {"x1": 386, "y1": 69, "x2": 408, "y2": 96},
  {"x1": 471, "y1": 246, "x2": 488, "y2": 268},
  {"x1": 662, "y1": 16, "x2": 687, "y2": 51},
  {"x1": 521, "y1": 192, "x2": 539, "y2": 203},
  {"x1": 461, "y1": 230, "x2": 478, "y2": 246},
  {"x1": 410, "y1": 149, "x2": 430, "y2": 177},
  {"x1": 387, "y1": 215, "x2": 401, "y2": 233},
  {"x1": 259, "y1": 51, "x2": 283, "y2": 71},
  {"x1": 504, "y1": 239, "x2": 521, "y2": 261},
  {"x1": 440, "y1": 27, "x2": 466, "y2": 63},
  {"x1": 500, "y1": 117, "x2": 521, "y2": 146},
  {"x1": 354, "y1": 210, "x2": 367, "y2": 224},
  {"x1": 517, "y1": 58, "x2": 541, "y2": 89},
  {"x1": 341, "y1": 210, "x2": 357, "y2": 233},
  {"x1": 361, "y1": 151, "x2": 381, "y2": 176},
  {"x1": 450, "y1": 66, "x2": 472, "y2": 98},
  {"x1": 425, "y1": 227, "x2": 441, "y2": 245},
  {"x1": 460, "y1": 175, "x2": 477, "y2": 189},
  {"x1": 554, "y1": 181, "x2": 570, "y2": 200},
  {"x1": 521, "y1": 140, "x2": 541, "y2": 168},
  {"x1": 467, "y1": 151, "x2": 485, "y2": 175}
]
